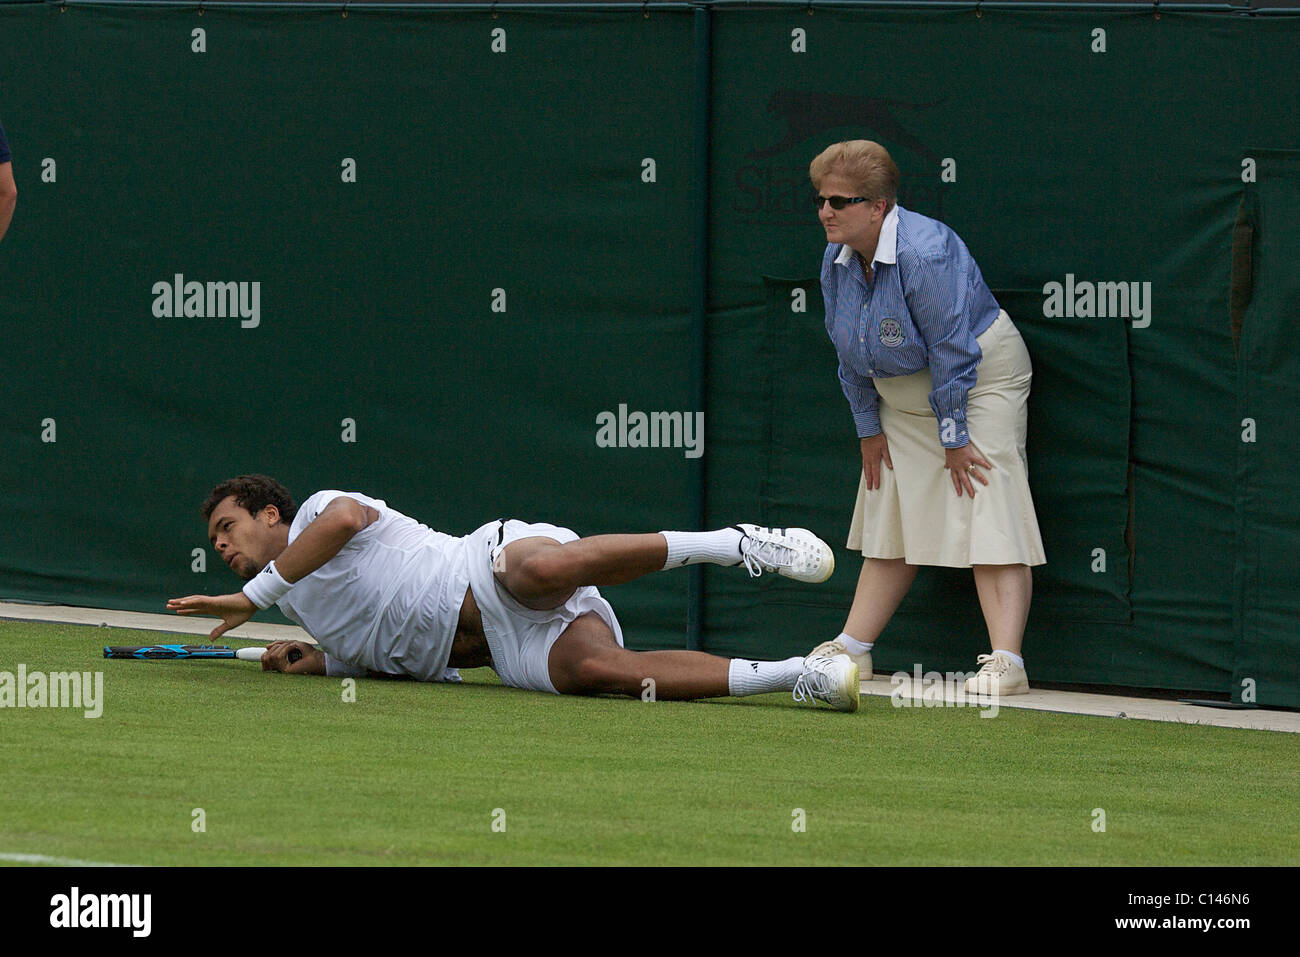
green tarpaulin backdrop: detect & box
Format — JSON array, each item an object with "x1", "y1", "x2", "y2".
[{"x1": 1, "y1": 2, "x2": 1296, "y2": 705}]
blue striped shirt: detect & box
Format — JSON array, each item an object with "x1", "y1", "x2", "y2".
[{"x1": 821, "y1": 205, "x2": 1001, "y2": 449}]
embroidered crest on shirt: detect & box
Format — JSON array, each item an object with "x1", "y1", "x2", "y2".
[{"x1": 879, "y1": 317, "x2": 905, "y2": 347}]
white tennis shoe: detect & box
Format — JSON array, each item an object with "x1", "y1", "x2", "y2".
[
  {"x1": 808, "y1": 638, "x2": 872, "y2": 680},
  {"x1": 734, "y1": 524, "x2": 835, "y2": 583},
  {"x1": 963, "y1": 653, "x2": 1030, "y2": 696},
  {"x1": 792, "y1": 654, "x2": 860, "y2": 713}
]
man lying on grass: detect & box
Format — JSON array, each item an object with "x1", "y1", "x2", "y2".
[{"x1": 167, "y1": 475, "x2": 860, "y2": 712}]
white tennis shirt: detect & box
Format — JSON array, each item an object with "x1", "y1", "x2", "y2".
[{"x1": 275, "y1": 490, "x2": 469, "y2": 682}]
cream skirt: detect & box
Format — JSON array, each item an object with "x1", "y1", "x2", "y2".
[{"x1": 847, "y1": 310, "x2": 1046, "y2": 567}]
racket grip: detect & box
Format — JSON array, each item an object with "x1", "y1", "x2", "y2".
[{"x1": 235, "y1": 647, "x2": 266, "y2": 662}]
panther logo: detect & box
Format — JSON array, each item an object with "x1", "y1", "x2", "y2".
[{"x1": 747, "y1": 90, "x2": 946, "y2": 164}]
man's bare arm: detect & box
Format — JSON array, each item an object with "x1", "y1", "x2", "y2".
[
  {"x1": 274, "y1": 496, "x2": 379, "y2": 584},
  {"x1": 167, "y1": 497, "x2": 378, "y2": 638},
  {"x1": 260, "y1": 640, "x2": 412, "y2": 680},
  {"x1": 261, "y1": 640, "x2": 326, "y2": 675},
  {"x1": 0, "y1": 162, "x2": 16, "y2": 244}
]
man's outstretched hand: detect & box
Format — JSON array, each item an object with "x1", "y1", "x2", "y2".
[{"x1": 166, "y1": 592, "x2": 256, "y2": 640}]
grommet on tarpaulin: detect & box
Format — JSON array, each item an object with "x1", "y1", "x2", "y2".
[
  {"x1": 197, "y1": 0, "x2": 204, "y2": 16},
  {"x1": 342, "y1": 1, "x2": 349, "y2": 19},
  {"x1": 1153, "y1": 0, "x2": 1161, "y2": 20},
  {"x1": 491, "y1": 2, "x2": 498, "y2": 20},
  {"x1": 642, "y1": 1, "x2": 650, "y2": 20},
  {"x1": 976, "y1": 1, "x2": 983, "y2": 19}
]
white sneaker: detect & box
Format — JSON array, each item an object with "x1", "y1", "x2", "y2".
[
  {"x1": 734, "y1": 524, "x2": 835, "y2": 583},
  {"x1": 809, "y1": 639, "x2": 872, "y2": 680},
  {"x1": 963, "y1": 654, "x2": 1030, "y2": 696},
  {"x1": 792, "y1": 654, "x2": 860, "y2": 713}
]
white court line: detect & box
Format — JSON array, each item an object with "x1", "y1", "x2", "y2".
[{"x1": 0, "y1": 852, "x2": 137, "y2": 868}]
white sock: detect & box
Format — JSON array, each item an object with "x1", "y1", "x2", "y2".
[
  {"x1": 839, "y1": 633, "x2": 873, "y2": 655},
  {"x1": 993, "y1": 649, "x2": 1024, "y2": 669},
  {"x1": 659, "y1": 528, "x2": 744, "y2": 570},
  {"x1": 727, "y1": 657, "x2": 804, "y2": 696}
]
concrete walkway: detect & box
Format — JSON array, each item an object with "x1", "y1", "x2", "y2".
[
  {"x1": 0, "y1": 600, "x2": 312, "y2": 644},
  {"x1": 865, "y1": 673, "x2": 1299, "y2": 734}
]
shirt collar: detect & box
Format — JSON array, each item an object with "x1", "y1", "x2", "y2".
[
  {"x1": 874, "y1": 204, "x2": 899, "y2": 265},
  {"x1": 833, "y1": 203, "x2": 900, "y2": 269}
]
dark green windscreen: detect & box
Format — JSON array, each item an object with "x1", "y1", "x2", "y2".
[{"x1": 1, "y1": 4, "x2": 1296, "y2": 704}]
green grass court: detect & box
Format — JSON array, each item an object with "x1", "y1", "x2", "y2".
[{"x1": 2, "y1": 619, "x2": 1297, "y2": 867}]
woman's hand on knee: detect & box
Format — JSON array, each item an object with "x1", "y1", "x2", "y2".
[
  {"x1": 860, "y1": 433, "x2": 893, "y2": 490},
  {"x1": 944, "y1": 443, "x2": 992, "y2": 497}
]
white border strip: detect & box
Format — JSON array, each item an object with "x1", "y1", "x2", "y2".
[{"x1": 0, "y1": 852, "x2": 137, "y2": 868}]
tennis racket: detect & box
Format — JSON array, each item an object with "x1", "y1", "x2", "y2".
[{"x1": 102, "y1": 643, "x2": 300, "y2": 663}]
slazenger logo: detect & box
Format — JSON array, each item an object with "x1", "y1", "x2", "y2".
[
  {"x1": 49, "y1": 887, "x2": 151, "y2": 937},
  {"x1": 748, "y1": 90, "x2": 945, "y2": 164},
  {"x1": 152, "y1": 274, "x2": 261, "y2": 328},
  {"x1": 732, "y1": 90, "x2": 948, "y2": 226},
  {"x1": 878, "y1": 317, "x2": 905, "y2": 347},
  {"x1": 1042, "y1": 274, "x2": 1151, "y2": 328}
]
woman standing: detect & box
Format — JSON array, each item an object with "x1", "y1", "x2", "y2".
[{"x1": 806, "y1": 140, "x2": 1045, "y2": 695}]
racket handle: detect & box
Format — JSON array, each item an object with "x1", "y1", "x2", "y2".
[{"x1": 235, "y1": 647, "x2": 266, "y2": 662}]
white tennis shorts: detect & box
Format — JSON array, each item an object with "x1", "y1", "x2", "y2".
[{"x1": 464, "y1": 519, "x2": 625, "y2": 694}]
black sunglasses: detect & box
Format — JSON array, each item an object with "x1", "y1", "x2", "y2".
[{"x1": 815, "y1": 194, "x2": 868, "y2": 210}]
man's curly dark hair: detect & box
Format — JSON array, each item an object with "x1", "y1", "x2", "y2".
[{"x1": 201, "y1": 474, "x2": 298, "y2": 525}]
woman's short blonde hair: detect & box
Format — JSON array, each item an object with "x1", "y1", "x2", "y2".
[{"x1": 809, "y1": 140, "x2": 899, "y2": 210}]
